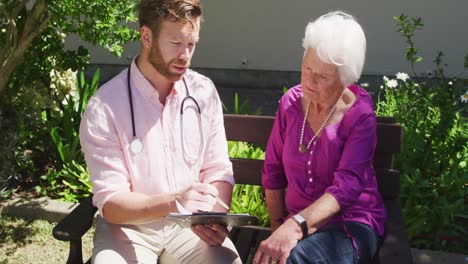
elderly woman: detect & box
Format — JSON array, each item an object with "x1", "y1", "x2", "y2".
[{"x1": 253, "y1": 11, "x2": 385, "y2": 264}]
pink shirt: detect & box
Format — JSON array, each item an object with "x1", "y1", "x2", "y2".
[{"x1": 80, "y1": 59, "x2": 234, "y2": 217}]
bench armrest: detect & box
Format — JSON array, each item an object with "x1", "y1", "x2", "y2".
[
  {"x1": 53, "y1": 195, "x2": 97, "y2": 241},
  {"x1": 229, "y1": 225, "x2": 271, "y2": 263},
  {"x1": 375, "y1": 168, "x2": 400, "y2": 199}
]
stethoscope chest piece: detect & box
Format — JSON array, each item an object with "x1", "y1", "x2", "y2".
[{"x1": 130, "y1": 138, "x2": 143, "y2": 154}]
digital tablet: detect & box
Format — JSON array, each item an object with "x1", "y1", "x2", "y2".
[{"x1": 165, "y1": 212, "x2": 259, "y2": 227}]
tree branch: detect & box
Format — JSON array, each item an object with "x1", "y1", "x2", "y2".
[
  {"x1": 1, "y1": 19, "x2": 16, "y2": 68},
  {"x1": 0, "y1": 3, "x2": 9, "y2": 20},
  {"x1": 24, "y1": 14, "x2": 50, "y2": 46},
  {"x1": 0, "y1": 3, "x2": 11, "y2": 64},
  {"x1": 21, "y1": 0, "x2": 47, "y2": 40},
  {"x1": 12, "y1": 0, "x2": 28, "y2": 19},
  {"x1": 11, "y1": 1, "x2": 30, "y2": 53},
  {"x1": 0, "y1": 0, "x2": 51, "y2": 98},
  {"x1": 12, "y1": 21, "x2": 18, "y2": 52}
]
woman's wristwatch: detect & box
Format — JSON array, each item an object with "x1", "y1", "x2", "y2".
[{"x1": 292, "y1": 213, "x2": 308, "y2": 238}]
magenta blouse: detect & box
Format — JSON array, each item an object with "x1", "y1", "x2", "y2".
[{"x1": 262, "y1": 84, "x2": 386, "y2": 236}]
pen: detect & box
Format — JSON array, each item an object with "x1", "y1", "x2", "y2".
[
  {"x1": 193, "y1": 178, "x2": 230, "y2": 210},
  {"x1": 215, "y1": 196, "x2": 230, "y2": 210}
]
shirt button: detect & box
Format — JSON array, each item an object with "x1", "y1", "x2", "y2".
[
  {"x1": 310, "y1": 151, "x2": 313, "y2": 155},
  {"x1": 308, "y1": 170, "x2": 311, "y2": 174},
  {"x1": 307, "y1": 161, "x2": 311, "y2": 166},
  {"x1": 309, "y1": 178, "x2": 313, "y2": 182}
]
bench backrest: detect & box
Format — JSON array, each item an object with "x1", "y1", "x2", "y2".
[{"x1": 224, "y1": 114, "x2": 403, "y2": 198}]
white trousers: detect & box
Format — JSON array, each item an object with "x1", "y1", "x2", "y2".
[{"x1": 92, "y1": 216, "x2": 242, "y2": 264}]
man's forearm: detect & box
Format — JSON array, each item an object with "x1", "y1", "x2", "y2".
[
  {"x1": 102, "y1": 191, "x2": 178, "y2": 225},
  {"x1": 211, "y1": 181, "x2": 233, "y2": 213}
]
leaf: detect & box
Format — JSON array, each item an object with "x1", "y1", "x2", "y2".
[{"x1": 49, "y1": 127, "x2": 65, "y2": 162}]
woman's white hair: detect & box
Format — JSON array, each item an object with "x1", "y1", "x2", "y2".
[{"x1": 302, "y1": 11, "x2": 366, "y2": 87}]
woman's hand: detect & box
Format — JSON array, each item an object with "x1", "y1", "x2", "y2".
[
  {"x1": 253, "y1": 218, "x2": 303, "y2": 264},
  {"x1": 191, "y1": 223, "x2": 230, "y2": 246}
]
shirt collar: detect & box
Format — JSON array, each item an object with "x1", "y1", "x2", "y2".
[{"x1": 130, "y1": 58, "x2": 155, "y2": 99}]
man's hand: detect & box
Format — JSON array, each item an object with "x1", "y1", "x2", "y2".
[
  {"x1": 191, "y1": 223, "x2": 229, "y2": 246},
  {"x1": 175, "y1": 182, "x2": 218, "y2": 213},
  {"x1": 253, "y1": 218, "x2": 302, "y2": 264}
]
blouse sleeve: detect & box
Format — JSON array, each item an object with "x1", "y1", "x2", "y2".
[
  {"x1": 262, "y1": 99, "x2": 288, "y2": 189},
  {"x1": 326, "y1": 113, "x2": 377, "y2": 209}
]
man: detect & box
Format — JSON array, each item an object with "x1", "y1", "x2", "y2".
[{"x1": 79, "y1": 0, "x2": 240, "y2": 263}]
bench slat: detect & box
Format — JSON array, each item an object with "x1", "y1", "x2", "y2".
[
  {"x1": 225, "y1": 114, "x2": 273, "y2": 144},
  {"x1": 231, "y1": 158, "x2": 264, "y2": 185},
  {"x1": 376, "y1": 116, "x2": 396, "y2": 124},
  {"x1": 376, "y1": 123, "x2": 403, "y2": 154},
  {"x1": 225, "y1": 114, "x2": 402, "y2": 155}
]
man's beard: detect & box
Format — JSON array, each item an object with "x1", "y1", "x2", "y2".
[{"x1": 148, "y1": 43, "x2": 188, "y2": 82}]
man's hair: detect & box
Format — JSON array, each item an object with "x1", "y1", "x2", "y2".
[
  {"x1": 138, "y1": 0, "x2": 202, "y2": 37},
  {"x1": 302, "y1": 11, "x2": 366, "y2": 86}
]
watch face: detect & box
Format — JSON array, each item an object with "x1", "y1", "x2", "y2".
[{"x1": 293, "y1": 214, "x2": 306, "y2": 224}]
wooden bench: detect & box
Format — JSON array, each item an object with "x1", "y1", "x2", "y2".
[{"x1": 52, "y1": 114, "x2": 413, "y2": 264}]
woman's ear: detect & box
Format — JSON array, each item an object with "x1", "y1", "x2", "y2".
[{"x1": 140, "y1": 26, "x2": 153, "y2": 48}]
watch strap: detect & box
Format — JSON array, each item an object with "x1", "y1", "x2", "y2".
[{"x1": 292, "y1": 213, "x2": 308, "y2": 238}]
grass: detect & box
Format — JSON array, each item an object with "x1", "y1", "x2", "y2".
[{"x1": 0, "y1": 215, "x2": 94, "y2": 263}]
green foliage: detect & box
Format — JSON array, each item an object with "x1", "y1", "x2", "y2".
[
  {"x1": 0, "y1": 0, "x2": 138, "y2": 197},
  {"x1": 222, "y1": 92, "x2": 263, "y2": 115},
  {"x1": 0, "y1": 123, "x2": 23, "y2": 197},
  {"x1": 228, "y1": 141, "x2": 265, "y2": 160},
  {"x1": 228, "y1": 141, "x2": 270, "y2": 227},
  {"x1": 376, "y1": 14, "x2": 468, "y2": 252},
  {"x1": 57, "y1": 161, "x2": 92, "y2": 202},
  {"x1": 394, "y1": 14, "x2": 424, "y2": 75},
  {"x1": 36, "y1": 69, "x2": 99, "y2": 202},
  {"x1": 231, "y1": 184, "x2": 270, "y2": 227},
  {"x1": 0, "y1": 0, "x2": 139, "y2": 106},
  {"x1": 0, "y1": 76, "x2": 50, "y2": 197},
  {"x1": 47, "y1": 0, "x2": 139, "y2": 57}
]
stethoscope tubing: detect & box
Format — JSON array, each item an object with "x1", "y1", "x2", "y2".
[{"x1": 127, "y1": 65, "x2": 203, "y2": 165}]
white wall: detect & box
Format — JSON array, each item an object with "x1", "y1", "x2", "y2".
[{"x1": 67, "y1": 0, "x2": 468, "y2": 77}]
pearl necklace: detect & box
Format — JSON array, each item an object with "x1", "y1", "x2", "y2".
[{"x1": 298, "y1": 93, "x2": 343, "y2": 154}]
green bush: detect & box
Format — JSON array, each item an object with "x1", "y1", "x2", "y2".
[
  {"x1": 36, "y1": 69, "x2": 99, "y2": 202},
  {"x1": 222, "y1": 92, "x2": 263, "y2": 115},
  {"x1": 0, "y1": 0, "x2": 138, "y2": 198},
  {"x1": 376, "y1": 14, "x2": 468, "y2": 252}
]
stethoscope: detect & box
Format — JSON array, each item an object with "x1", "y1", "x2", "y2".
[{"x1": 127, "y1": 66, "x2": 204, "y2": 165}]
